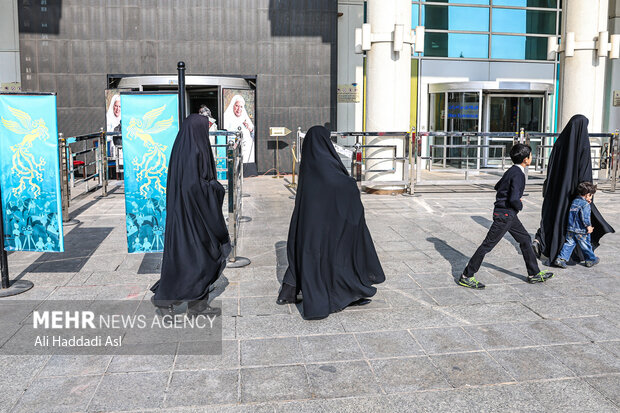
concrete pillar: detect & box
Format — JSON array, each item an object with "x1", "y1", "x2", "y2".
[
  {"x1": 0, "y1": 0, "x2": 21, "y2": 88},
  {"x1": 558, "y1": 0, "x2": 609, "y2": 131},
  {"x1": 364, "y1": 0, "x2": 411, "y2": 190}
]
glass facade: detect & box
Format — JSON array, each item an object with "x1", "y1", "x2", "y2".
[{"x1": 412, "y1": 1, "x2": 561, "y2": 61}]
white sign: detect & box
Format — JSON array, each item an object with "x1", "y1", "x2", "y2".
[
  {"x1": 333, "y1": 142, "x2": 353, "y2": 159},
  {"x1": 269, "y1": 127, "x2": 292, "y2": 137},
  {"x1": 614, "y1": 90, "x2": 620, "y2": 107},
  {"x1": 337, "y1": 84, "x2": 360, "y2": 103}
]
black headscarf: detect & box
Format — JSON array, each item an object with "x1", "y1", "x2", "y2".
[
  {"x1": 535, "y1": 114, "x2": 614, "y2": 262},
  {"x1": 151, "y1": 114, "x2": 231, "y2": 302},
  {"x1": 278, "y1": 126, "x2": 385, "y2": 319}
]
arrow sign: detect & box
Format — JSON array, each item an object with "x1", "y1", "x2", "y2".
[{"x1": 269, "y1": 127, "x2": 292, "y2": 137}]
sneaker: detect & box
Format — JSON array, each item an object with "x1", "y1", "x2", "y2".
[
  {"x1": 458, "y1": 274, "x2": 485, "y2": 289},
  {"x1": 527, "y1": 270, "x2": 555, "y2": 284},
  {"x1": 585, "y1": 257, "x2": 600, "y2": 267},
  {"x1": 553, "y1": 258, "x2": 567, "y2": 269}
]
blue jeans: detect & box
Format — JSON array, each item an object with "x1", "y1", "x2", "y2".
[{"x1": 557, "y1": 232, "x2": 597, "y2": 262}]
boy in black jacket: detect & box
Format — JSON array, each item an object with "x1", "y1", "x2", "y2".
[{"x1": 459, "y1": 144, "x2": 554, "y2": 289}]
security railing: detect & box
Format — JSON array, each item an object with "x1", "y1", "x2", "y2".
[
  {"x1": 413, "y1": 129, "x2": 620, "y2": 190},
  {"x1": 296, "y1": 128, "x2": 414, "y2": 194},
  {"x1": 58, "y1": 129, "x2": 108, "y2": 220},
  {"x1": 214, "y1": 131, "x2": 250, "y2": 268}
]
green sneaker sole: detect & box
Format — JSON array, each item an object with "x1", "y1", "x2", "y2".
[{"x1": 458, "y1": 280, "x2": 485, "y2": 289}]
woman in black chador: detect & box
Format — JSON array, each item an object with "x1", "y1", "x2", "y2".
[
  {"x1": 151, "y1": 114, "x2": 231, "y2": 314},
  {"x1": 533, "y1": 114, "x2": 614, "y2": 263},
  {"x1": 276, "y1": 125, "x2": 385, "y2": 320}
]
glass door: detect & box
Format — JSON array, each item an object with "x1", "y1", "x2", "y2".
[
  {"x1": 484, "y1": 94, "x2": 544, "y2": 167},
  {"x1": 428, "y1": 91, "x2": 482, "y2": 169}
]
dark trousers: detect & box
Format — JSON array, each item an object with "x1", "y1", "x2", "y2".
[{"x1": 464, "y1": 209, "x2": 540, "y2": 277}]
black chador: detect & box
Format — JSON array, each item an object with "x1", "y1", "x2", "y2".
[
  {"x1": 151, "y1": 114, "x2": 231, "y2": 308},
  {"x1": 534, "y1": 114, "x2": 614, "y2": 262},
  {"x1": 277, "y1": 126, "x2": 385, "y2": 320}
]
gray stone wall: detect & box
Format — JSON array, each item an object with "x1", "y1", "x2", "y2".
[{"x1": 18, "y1": 0, "x2": 337, "y2": 173}]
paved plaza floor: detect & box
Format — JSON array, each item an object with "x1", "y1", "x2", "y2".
[{"x1": 1, "y1": 176, "x2": 619, "y2": 412}]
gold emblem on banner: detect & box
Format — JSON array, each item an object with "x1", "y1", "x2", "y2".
[
  {"x1": 1, "y1": 106, "x2": 49, "y2": 198},
  {"x1": 126, "y1": 105, "x2": 174, "y2": 198}
]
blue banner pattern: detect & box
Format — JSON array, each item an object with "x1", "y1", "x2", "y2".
[
  {"x1": 214, "y1": 133, "x2": 227, "y2": 180},
  {"x1": 121, "y1": 94, "x2": 179, "y2": 253},
  {"x1": 0, "y1": 94, "x2": 64, "y2": 252}
]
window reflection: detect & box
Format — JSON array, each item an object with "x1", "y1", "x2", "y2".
[
  {"x1": 423, "y1": 0, "x2": 489, "y2": 4},
  {"x1": 425, "y1": 33, "x2": 488, "y2": 58},
  {"x1": 423, "y1": 6, "x2": 489, "y2": 31},
  {"x1": 493, "y1": 0, "x2": 557, "y2": 7},
  {"x1": 492, "y1": 8, "x2": 556, "y2": 35},
  {"x1": 412, "y1": 4, "x2": 420, "y2": 27},
  {"x1": 491, "y1": 35, "x2": 548, "y2": 60}
]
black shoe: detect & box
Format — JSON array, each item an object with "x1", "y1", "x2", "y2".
[
  {"x1": 153, "y1": 303, "x2": 175, "y2": 319},
  {"x1": 532, "y1": 240, "x2": 541, "y2": 259},
  {"x1": 187, "y1": 298, "x2": 219, "y2": 317},
  {"x1": 527, "y1": 270, "x2": 554, "y2": 284},
  {"x1": 553, "y1": 258, "x2": 567, "y2": 269},
  {"x1": 458, "y1": 274, "x2": 485, "y2": 289},
  {"x1": 151, "y1": 296, "x2": 177, "y2": 317},
  {"x1": 348, "y1": 298, "x2": 372, "y2": 307},
  {"x1": 276, "y1": 297, "x2": 301, "y2": 305},
  {"x1": 585, "y1": 257, "x2": 600, "y2": 267}
]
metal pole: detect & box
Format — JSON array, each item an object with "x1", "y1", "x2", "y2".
[
  {"x1": 612, "y1": 130, "x2": 619, "y2": 192},
  {"x1": 0, "y1": 182, "x2": 34, "y2": 297},
  {"x1": 273, "y1": 134, "x2": 283, "y2": 178},
  {"x1": 58, "y1": 133, "x2": 70, "y2": 221},
  {"x1": 100, "y1": 128, "x2": 108, "y2": 197},
  {"x1": 290, "y1": 142, "x2": 297, "y2": 187},
  {"x1": 226, "y1": 137, "x2": 250, "y2": 268},
  {"x1": 227, "y1": 139, "x2": 235, "y2": 263},
  {"x1": 177, "y1": 61, "x2": 186, "y2": 125},
  {"x1": 404, "y1": 129, "x2": 416, "y2": 196}
]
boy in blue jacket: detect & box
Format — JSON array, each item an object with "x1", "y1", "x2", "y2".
[
  {"x1": 553, "y1": 182, "x2": 599, "y2": 268},
  {"x1": 459, "y1": 144, "x2": 554, "y2": 289}
]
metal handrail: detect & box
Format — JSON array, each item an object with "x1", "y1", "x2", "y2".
[
  {"x1": 223, "y1": 132, "x2": 249, "y2": 267},
  {"x1": 58, "y1": 129, "x2": 107, "y2": 220}
]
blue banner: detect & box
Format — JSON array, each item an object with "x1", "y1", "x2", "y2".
[
  {"x1": 0, "y1": 94, "x2": 64, "y2": 252},
  {"x1": 213, "y1": 132, "x2": 227, "y2": 180},
  {"x1": 121, "y1": 93, "x2": 179, "y2": 253}
]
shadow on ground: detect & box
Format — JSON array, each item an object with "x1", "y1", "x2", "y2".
[
  {"x1": 15, "y1": 223, "x2": 114, "y2": 278},
  {"x1": 427, "y1": 236, "x2": 526, "y2": 282}
]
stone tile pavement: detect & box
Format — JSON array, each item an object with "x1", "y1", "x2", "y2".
[{"x1": 0, "y1": 177, "x2": 619, "y2": 412}]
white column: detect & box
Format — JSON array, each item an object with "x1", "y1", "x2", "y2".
[
  {"x1": 0, "y1": 0, "x2": 21, "y2": 87},
  {"x1": 558, "y1": 0, "x2": 609, "y2": 131},
  {"x1": 364, "y1": 0, "x2": 411, "y2": 190}
]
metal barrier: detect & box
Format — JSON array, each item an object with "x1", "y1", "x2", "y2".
[
  {"x1": 212, "y1": 131, "x2": 250, "y2": 268},
  {"x1": 58, "y1": 129, "x2": 108, "y2": 220},
  {"x1": 416, "y1": 132, "x2": 518, "y2": 181},
  {"x1": 414, "y1": 130, "x2": 620, "y2": 187},
  {"x1": 296, "y1": 129, "x2": 414, "y2": 193},
  {"x1": 105, "y1": 131, "x2": 123, "y2": 179},
  {"x1": 610, "y1": 130, "x2": 620, "y2": 192}
]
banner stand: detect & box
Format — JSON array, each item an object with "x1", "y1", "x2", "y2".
[{"x1": 0, "y1": 187, "x2": 33, "y2": 298}]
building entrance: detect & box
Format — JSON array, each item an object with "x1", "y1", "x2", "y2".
[{"x1": 427, "y1": 81, "x2": 553, "y2": 170}]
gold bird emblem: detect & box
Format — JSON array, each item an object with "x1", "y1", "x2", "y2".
[
  {"x1": 125, "y1": 105, "x2": 174, "y2": 198},
  {"x1": 1, "y1": 106, "x2": 49, "y2": 198}
]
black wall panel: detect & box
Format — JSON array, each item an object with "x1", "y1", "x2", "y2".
[{"x1": 18, "y1": 0, "x2": 338, "y2": 173}]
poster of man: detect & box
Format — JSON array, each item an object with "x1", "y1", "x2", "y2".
[
  {"x1": 105, "y1": 90, "x2": 121, "y2": 133},
  {"x1": 105, "y1": 89, "x2": 123, "y2": 178},
  {"x1": 223, "y1": 89, "x2": 256, "y2": 172}
]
